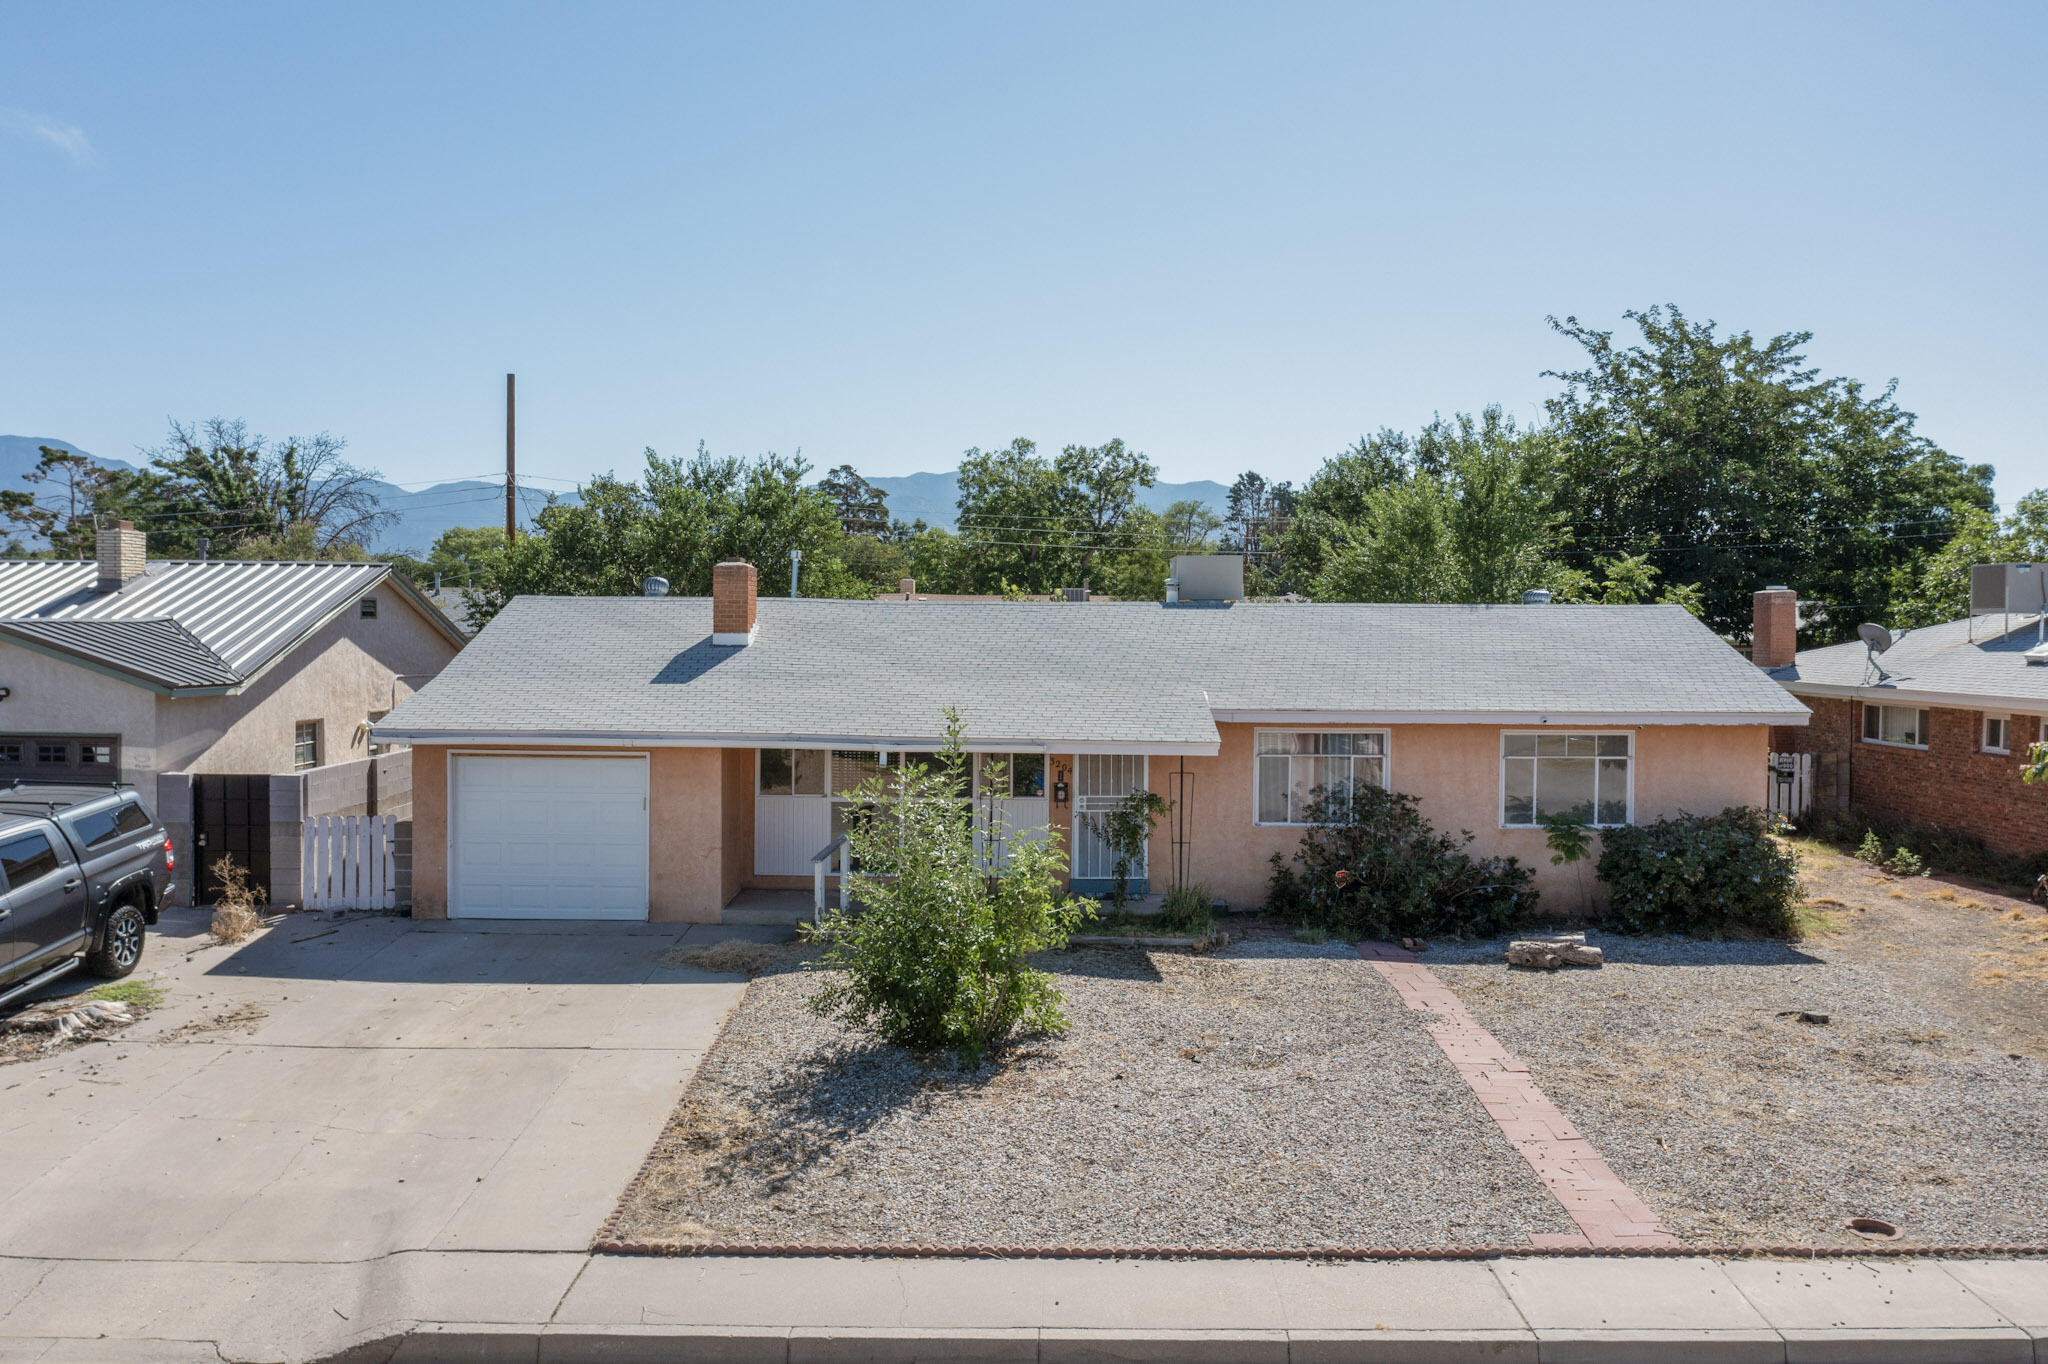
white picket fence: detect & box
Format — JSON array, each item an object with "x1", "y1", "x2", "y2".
[
  {"x1": 302, "y1": 814, "x2": 397, "y2": 910},
  {"x1": 1767, "y1": 751, "x2": 1813, "y2": 818}
]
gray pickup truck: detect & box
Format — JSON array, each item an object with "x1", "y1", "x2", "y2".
[{"x1": 0, "y1": 782, "x2": 178, "y2": 1009}]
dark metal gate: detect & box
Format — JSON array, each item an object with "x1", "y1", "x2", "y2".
[{"x1": 192, "y1": 774, "x2": 271, "y2": 901}]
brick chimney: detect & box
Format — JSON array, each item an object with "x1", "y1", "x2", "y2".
[
  {"x1": 898, "y1": 577, "x2": 915, "y2": 598},
  {"x1": 711, "y1": 559, "x2": 758, "y2": 645},
  {"x1": 95, "y1": 520, "x2": 146, "y2": 593},
  {"x1": 1752, "y1": 586, "x2": 1797, "y2": 668}
]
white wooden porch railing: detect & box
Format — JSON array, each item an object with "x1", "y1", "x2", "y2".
[{"x1": 303, "y1": 814, "x2": 397, "y2": 910}]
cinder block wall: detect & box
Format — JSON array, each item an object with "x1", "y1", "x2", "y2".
[
  {"x1": 1775, "y1": 697, "x2": 2048, "y2": 855},
  {"x1": 268, "y1": 750, "x2": 416, "y2": 908}
]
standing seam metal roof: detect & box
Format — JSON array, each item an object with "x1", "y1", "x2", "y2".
[{"x1": 0, "y1": 559, "x2": 393, "y2": 690}]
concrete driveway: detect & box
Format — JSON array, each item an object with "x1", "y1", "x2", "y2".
[{"x1": 0, "y1": 905, "x2": 762, "y2": 1361}]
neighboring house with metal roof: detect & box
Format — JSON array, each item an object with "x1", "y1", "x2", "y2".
[
  {"x1": 0, "y1": 522, "x2": 466, "y2": 897},
  {"x1": 376, "y1": 558, "x2": 1805, "y2": 924},
  {"x1": 1758, "y1": 569, "x2": 2048, "y2": 857}
]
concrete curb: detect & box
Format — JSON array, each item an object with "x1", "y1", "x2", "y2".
[{"x1": 332, "y1": 1321, "x2": 2048, "y2": 1364}]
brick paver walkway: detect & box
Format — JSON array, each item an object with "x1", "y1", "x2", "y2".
[{"x1": 1360, "y1": 942, "x2": 1681, "y2": 1249}]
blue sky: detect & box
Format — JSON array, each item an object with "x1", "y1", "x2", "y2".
[{"x1": 3, "y1": 2, "x2": 2044, "y2": 510}]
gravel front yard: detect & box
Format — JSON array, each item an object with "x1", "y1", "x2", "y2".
[
  {"x1": 608, "y1": 939, "x2": 1576, "y2": 1250},
  {"x1": 1428, "y1": 848, "x2": 2048, "y2": 1247}
]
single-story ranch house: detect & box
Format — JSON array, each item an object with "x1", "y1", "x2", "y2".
[{"x1": 373, "y1": 560, "x2": 1808, "y2": 921}]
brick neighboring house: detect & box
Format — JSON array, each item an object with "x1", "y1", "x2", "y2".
[{"x1": 1758, "y1": 579, "x2": 2048, "y2": 856}]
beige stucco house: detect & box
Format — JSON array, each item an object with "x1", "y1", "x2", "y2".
[
  {"x1": 375, "y1": 560, "x2": 1806, "y2": 922},
  {"x1": 0, "y1": 523, "x2": 466, "y2": 896}
]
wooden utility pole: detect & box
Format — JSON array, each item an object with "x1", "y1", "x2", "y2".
[{"x1": 504, "y1": 373, "x2": 517, "y2": 546}]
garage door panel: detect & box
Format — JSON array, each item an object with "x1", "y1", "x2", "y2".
[{"x1": 451, "y1": 756, "x2": 649, "y2": 920}]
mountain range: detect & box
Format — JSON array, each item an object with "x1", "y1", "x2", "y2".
[{"x1": 0, "y1": 437, "x2": 1230, "y2": 552}]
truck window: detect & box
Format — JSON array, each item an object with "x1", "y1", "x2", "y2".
[
  {"x1": 112, "y1": 801, "x2": 152, "y2": 837},
  {"x1": 1, "y1": 832, "x2": 60, "y2": 887},
  {"x1": 66, "y1": 808, "x2": 121, "y2": 848}
]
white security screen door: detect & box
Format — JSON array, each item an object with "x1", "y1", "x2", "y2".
[{"x1": 1072, "y1": 754, "x2": 1147, "y2": 890}]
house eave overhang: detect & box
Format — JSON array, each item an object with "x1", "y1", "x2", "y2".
[
  {"x1": 369, "y1": 726, "x2": 1222, "y2": 756},
  {"x1": 1780, "y1": 680, "x2": 2048, "y2": 716},
  {"x1": 1209, "y1": 708, "x2": 1810, "y2": 727},
  {"x1": 0, "y1": 629, "x2": 244, "y2": 696}
]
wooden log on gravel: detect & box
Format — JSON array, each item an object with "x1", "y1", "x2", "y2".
[{"x1": 1506, "y1": 938, "x2": 1603, "y2": 969}]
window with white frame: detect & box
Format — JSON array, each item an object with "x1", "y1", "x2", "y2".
[
  {"x1": 1501, "y1": 733, "x2": 1630, "y2": 828},
  {"x1": 1983, "y1": 715, "x2": 2010, "y2": 754},
  {"x1": 293, "y1": 721, "x2": 320, "y2": 771},
  {"x1": 975, "y1": 752, "x2": 1046, "y2": 798},
  {"x1": 1862, "y1": 704, "x2": 1929, "y2": 747},
  {"x1": 1254, "y1": 730, "x2": 1387, "y2": 825}
]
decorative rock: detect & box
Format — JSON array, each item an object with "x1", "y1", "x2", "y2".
[{"x1": 1506, "y1": 938, "x2": 1603, "y2": 969}]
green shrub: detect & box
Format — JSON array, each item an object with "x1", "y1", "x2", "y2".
[
  {"x1": 1803, "y1": 805, "x2": 2048, "y2": 889},
  {"x1": 1157, "y1": 883, "x2": 1214, "y2": 935},
  {"x1": 1595, "y1": 806, "x2": 1801, "y2": 936},
  {"x1": 1266, "y1": 782, "x2": 1535, "y2": 940},
  {"x1": 805, "y1": 712, "x2": 1093, "y2": 1067}
]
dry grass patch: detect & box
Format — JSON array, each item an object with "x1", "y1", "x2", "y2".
[{"x1": 661, "y1": 940, "x2": 773, "y2": 977}]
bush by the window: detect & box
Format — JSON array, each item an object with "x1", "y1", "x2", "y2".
[
  {"x1": 805, "y1": 711, "x2": 1092, "y2": 1067},
  {"x1": 1265, "y1": 782, "x2": 1534, "y2": 940},
  {"x1": 1595, "y1": 806, "x2": 1801, "y2": 936}
]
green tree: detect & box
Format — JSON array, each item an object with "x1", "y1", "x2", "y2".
[
  {"x1": 141, "y1": 418, "x2": 396, "y2": 555},
  {"x1": 473, "y1": 444, "x2": 864, "y2": 623},
  {"x1": 817, "y1": 464, "x2": 892, "y2": 537},
  {"x1": 1310, "y1": 409, "x2": 1561, "y2": 604},
  {"x1": 953, "y1": 438, "x2": 1157, "y2": 593},
  {"x1": 1544, "y1": 307, "x2": 1992, "y2": 641},
  {"x1": 1095, "y1": 499, "x2": 1223, "y2": 600},
  {"x1": 0, "y1": 445, "x2": 157, "y2": 557}
]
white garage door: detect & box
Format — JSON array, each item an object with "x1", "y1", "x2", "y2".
[{"x1": 450, "y1": 755, "x2": 649, "y2": 919}]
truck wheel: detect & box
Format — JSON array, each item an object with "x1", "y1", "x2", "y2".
[{"x1": 85, "y1": 903, "x2": 147, "y2": 979}]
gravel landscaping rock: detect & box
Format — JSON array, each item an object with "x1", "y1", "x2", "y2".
[
  {"x1": 609, "y1": 939, "x2": 1576, "y2": 1250},
  {"x1": 1430, "y1": 919, "x2": 2048, "y2": 1247}
]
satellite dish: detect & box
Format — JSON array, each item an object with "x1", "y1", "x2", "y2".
[{"x1": 1858, "y1": 623, "x2": 1895, "y2": 654}]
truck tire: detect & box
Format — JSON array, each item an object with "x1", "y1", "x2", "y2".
[{"x1": 85, "y1": 902, "x2": 147, "y2": 979}]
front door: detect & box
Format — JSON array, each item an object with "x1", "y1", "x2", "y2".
[{"x1": 1071, "y1": 754, "x2": 1148, "y2": 897}]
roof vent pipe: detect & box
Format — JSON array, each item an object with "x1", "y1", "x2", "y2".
[
  {"x1": 1521, "y1": 588, "x2": 1552, "y2": 605},
  {"x1": 1165, "y1": 577, "x2": 1180, "y2": 604},
  {"x1": 789, "y1": 548, "x2": 801, "y2": 598},
  {"x1": 641, "y1": 576, "x2": 669, "y2": 598}
]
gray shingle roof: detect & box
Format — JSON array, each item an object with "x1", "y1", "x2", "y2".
[
  {"x1": 0, "y1": 559, "x2": 451, "y2": 692},
  {"x1": 377, "y1": 596, "x2": 1806, "y2": 751},
  {"x1": 1771, "y1": 615, "x2": 2048, "y2": 709}
]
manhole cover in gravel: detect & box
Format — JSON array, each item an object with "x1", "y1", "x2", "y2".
[{"x1": 1844, "y1": 1217, "x2": 1901, "y2": 1239}]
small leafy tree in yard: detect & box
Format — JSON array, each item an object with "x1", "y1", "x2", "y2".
[
  {"x1": 1265, "y1": 781, "x2": 1534, "y2": 940},
  {"x1": 1084, "y1": 789, "x2": 1172, "y2": 912},
  {"x1": 1538, "y1": 811, "x2": 1596, "y2": 906},
  {"x1": 806, "y1": 710, "x2": 1093, "y2": 1067},
  {"x1": 1596, "y1": 806, "x2": 1801, "y2": 936}
]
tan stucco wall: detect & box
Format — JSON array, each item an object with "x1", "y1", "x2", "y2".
[
  {"x1": 1173, "y1": 722, "x2": 1768, "y2": 915},
  {"x1": 0, "y1": 639, "x2": 159, "y2": 785},
  {"x1": 158, "y1": 587, "x2": 459, "y2": 775},
  {"x1": 410, "y1": 743, "x2": 732, "y2": 923}
]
